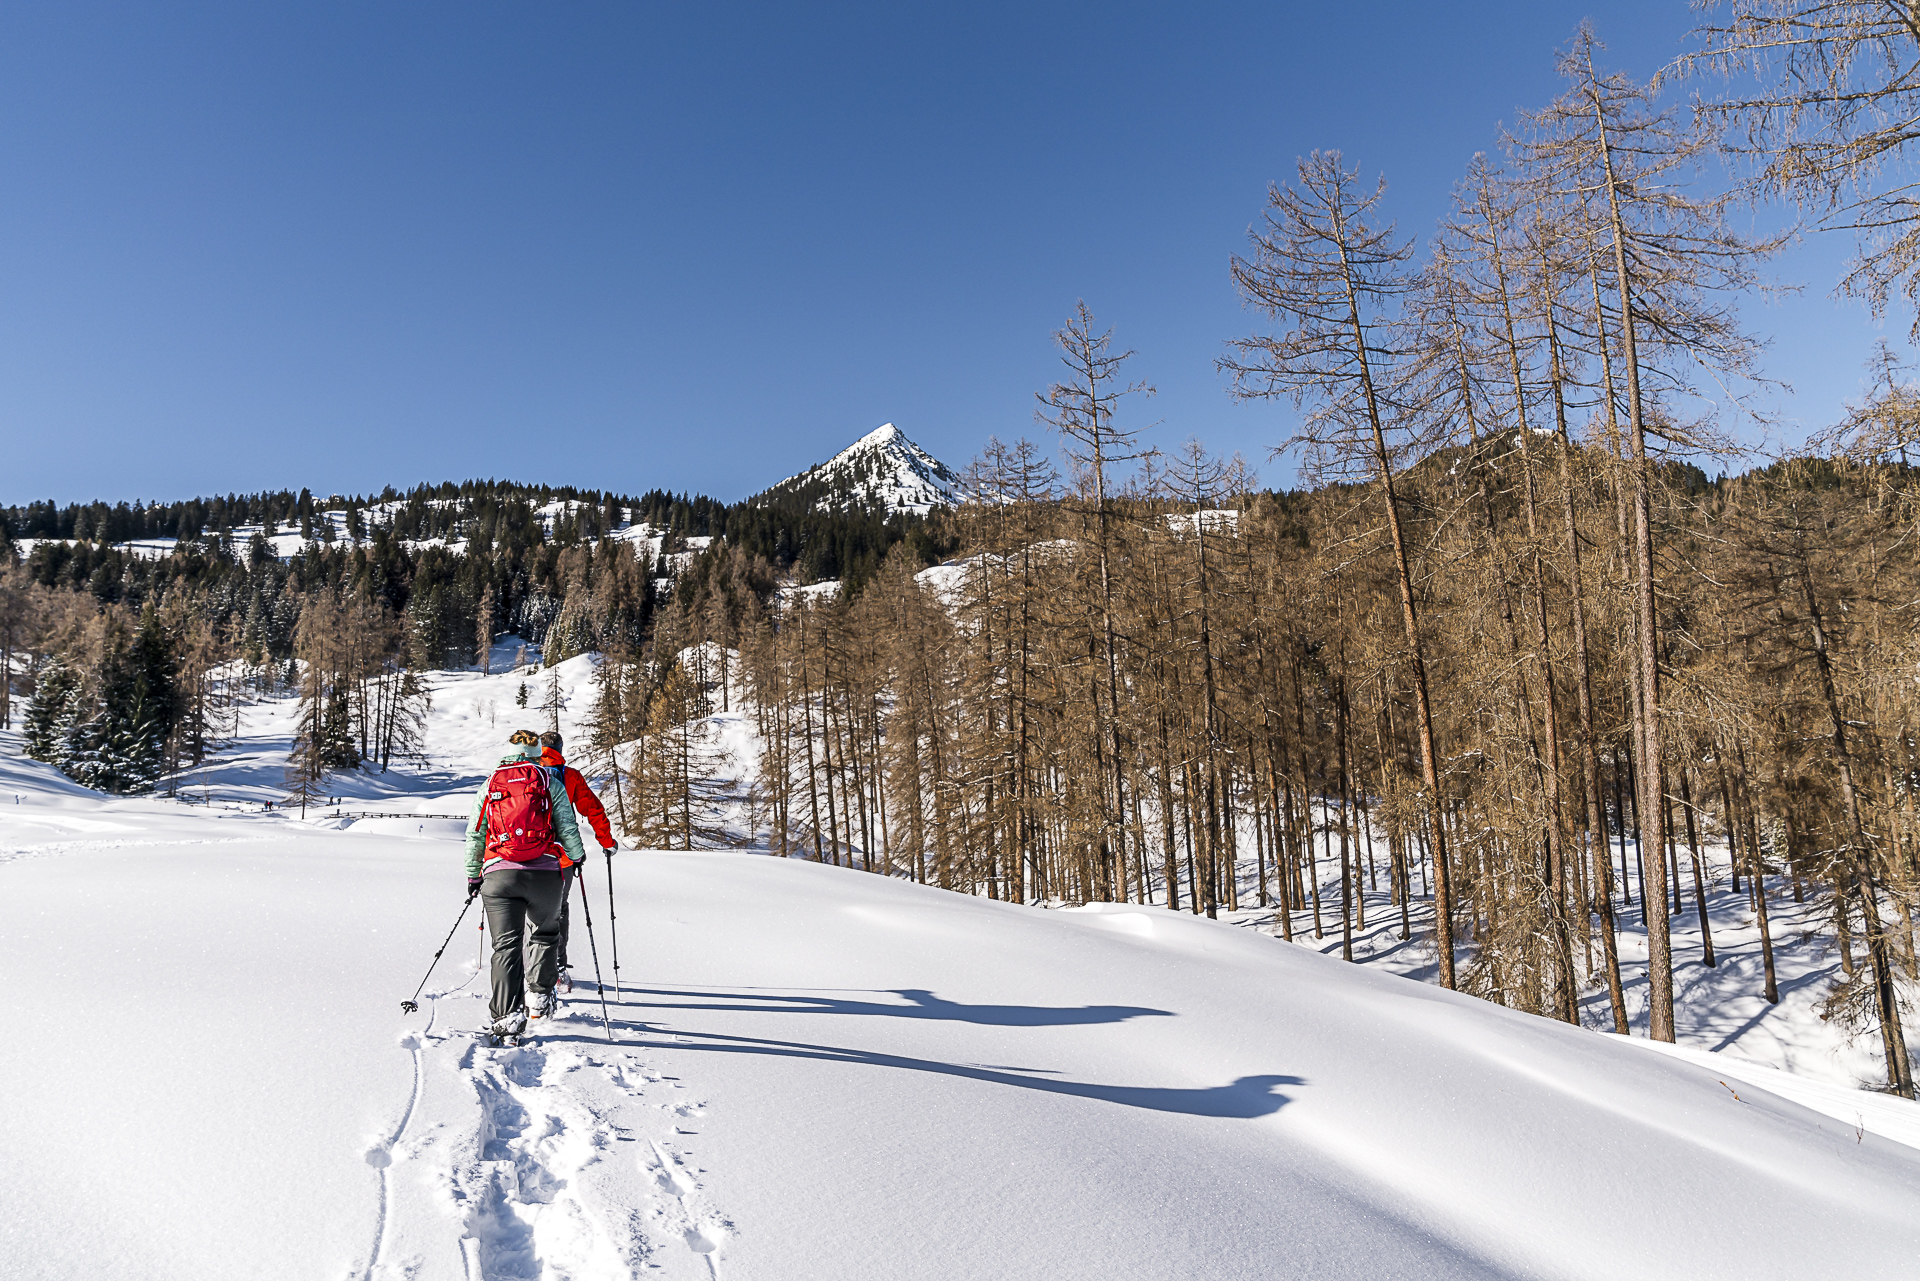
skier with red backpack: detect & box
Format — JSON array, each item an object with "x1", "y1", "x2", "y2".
[{"x1": 464, "y1": 728, "x2": 590, "y2": 1043}]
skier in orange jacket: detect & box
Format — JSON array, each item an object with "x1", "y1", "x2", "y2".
[
  {"x1": 540, "y1": 731, "x2": 615, "y2": 851},
  {"x1": 538, "y1": 730, "x2": 616, "y2": 987}
]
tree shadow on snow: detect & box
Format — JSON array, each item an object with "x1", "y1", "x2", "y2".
[
  {"x1": 620, "y1": 985, "x2": 1173, "y2": 1028},
  {"x1": 550, "y1": 1019, "x2": 1300, "y2": 1118},
  {"x1": 1700, "y1": 962, "x2": 1840, "y2": 1053}
]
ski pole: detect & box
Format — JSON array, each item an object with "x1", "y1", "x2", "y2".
[
  {"x1": 572, "y1": 865, "x2": 614, "y2": 1042},
  {"x1": 605, "y1": 844, "x2": 621, "y2": 999},
  {"x1": 401, "y1": 887, "x2": 479, "y2": 1014}
]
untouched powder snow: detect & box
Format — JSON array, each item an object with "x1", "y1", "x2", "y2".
[{"x1": 7, "y1": 672, "x2": 1920, "y2": 1279}]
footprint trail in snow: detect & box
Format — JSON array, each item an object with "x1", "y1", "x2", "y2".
[
  {"x1": 381, "y1": 989, "x2": 733, "y2": 1281},
  {"x1": 646, "y1": 1138, "x2": 730, "y2": 1278}
]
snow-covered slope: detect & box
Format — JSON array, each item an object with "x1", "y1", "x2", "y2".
[
  {"x1": 754, "y1": 423, "x2": 957, "y2": 515},
  {"x1": 7, "y1": 702, "x2": 1920, "y2": 1278},
  {"x1": 6, "y1": 802, "x2": 1920, "y2": 1279}
]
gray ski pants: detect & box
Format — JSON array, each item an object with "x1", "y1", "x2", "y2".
[
  {"x1": 527, "y1": 869, "x2": 574, "y2": 972},
  {"x1": 481, "y1": 867, "x2": 565, "y2": 1021}
]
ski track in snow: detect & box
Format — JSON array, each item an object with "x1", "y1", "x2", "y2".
[
  {"x1": 364, "y1": 958, "x2": 486, "y2": 1281},
  {"x1": 361, "y1": 1000, "x2": 427, "y2": 1281},
  {"x1": 368, "y1": 989, "x2": 734, "y2": 1281}
]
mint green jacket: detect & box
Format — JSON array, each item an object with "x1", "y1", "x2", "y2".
[{"x1": 464, "y1": 745, "x2": 589, "y2": 876}]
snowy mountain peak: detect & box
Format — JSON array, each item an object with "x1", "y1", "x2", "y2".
[
  {"x1": 753, "y1": 422, "x2": 958, "y2": 516},
  {"x1": 856, "y1": 422, "x2": 906, "y2": 447}
]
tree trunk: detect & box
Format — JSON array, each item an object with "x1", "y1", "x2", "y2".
[
  {"x1": 1333, "y1": 212, "x2": 1456, "y2": 988},
  {"x1": 1594, "y1": 89, "x2": 1676, "y2": 1041}
]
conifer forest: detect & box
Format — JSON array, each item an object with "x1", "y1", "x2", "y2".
[{"x1": 13, "y1": 9, "x2": 1920, "y2": 1103}]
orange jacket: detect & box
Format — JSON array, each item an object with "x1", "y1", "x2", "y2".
[{"x1": 540, "y1": 747, "x2": 616, "y2": 858}]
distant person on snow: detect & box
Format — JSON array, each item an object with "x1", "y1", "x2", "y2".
[
  {"x1": 538, "y1": 730, "x2": 617, "y2": 990},
  {"x1": 464, "y1": 728, "x2": 589, "y2": 1041}
]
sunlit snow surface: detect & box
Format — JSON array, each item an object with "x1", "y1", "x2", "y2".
[{"x1": 5, "y1": 657, "x2": 1920, "y2": 1280}]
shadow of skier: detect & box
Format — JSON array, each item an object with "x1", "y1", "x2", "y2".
[
  {"x1": 546, "y1": 1019, "x2": 1301, "y2": 1119},
  {"x1": 620, "y1": 985, "x2": 1173, "y2": 1027}
]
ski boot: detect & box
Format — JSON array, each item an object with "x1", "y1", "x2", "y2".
[{"x1": 485, "y1": 1009, "x2": 529, "y2": 1047}]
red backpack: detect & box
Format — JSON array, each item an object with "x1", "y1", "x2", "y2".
[{"x1": 481, "y1": 761, "x2": 556, "y2": 862}]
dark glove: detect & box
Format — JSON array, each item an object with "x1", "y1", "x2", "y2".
[
  {"x1": 466, "y1": 876, "x2": 483, "y2": 898},
  {"x1": 602, "y1": 843, "x2": 617, "y2": 857}
]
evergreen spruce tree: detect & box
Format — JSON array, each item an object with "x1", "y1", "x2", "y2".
[
  {"x1": 540, "y1": 669, "x2": 565, "y2": 736},
  {"x1": 131, "y1": 606, "x2": 178, "y2": 743},
  {"x1": 22, "y1": 658, "x2": 79, "y2": 764},
  {"x1": 63, "y1": 635, "x2": 166, "y2": 795},
  {"x1": 96, "y1": 706, "x2": 164, "y2": 794},
  {"x1": 242, "y1": 589, "x2": 267, "y2": 668},
  {"x1": 319, "y1": 687, "x2": 361, "y2": 770},
  {"x1": 545, "y1": 583, "x2": 599, "y2": 666},
  {"x1": 62, "y1": 712, "x2": 110, "y2": 790},
  {"x1": 475, "y1": 581, "x2": 496, "y2": 673},
  {"x1": 408, "y1": 584, "x2": 447, "y2": 670}
]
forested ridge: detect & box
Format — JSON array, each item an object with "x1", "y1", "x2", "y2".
[{"x1": 0, "y1": 474, "x2": 952, "y2": 798}]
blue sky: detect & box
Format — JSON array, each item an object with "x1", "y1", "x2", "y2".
[{"x1": 0, "y1": 2, "x2": 1898, "y2": 506}]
